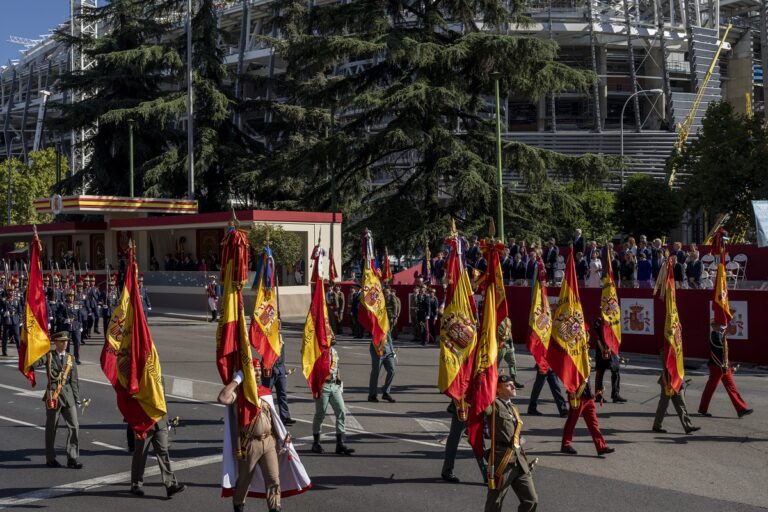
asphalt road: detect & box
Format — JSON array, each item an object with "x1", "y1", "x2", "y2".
[{"x1": 1, "y1": 317, "x2": 767, "y2": 511}]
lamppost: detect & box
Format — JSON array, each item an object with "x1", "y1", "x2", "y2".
[
  {"x1": 6, "y1": 136, "x2": 19, "y2": 225},
  {"x1": 620, "y1": 88, "x2": 663, "y2": 187},
  {"x1": 128, "y1": 120, "x2": 135, "y2": 198},
  {"x1": 494, "y1": 77, "x2": 504, "y2": 238},
  {"x1": 186, "y1": 0, "x2": 195, "y2": 200}
]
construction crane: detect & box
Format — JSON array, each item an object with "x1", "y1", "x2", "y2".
[{"x1": 667, "y1": 23, "x2": 733, "y2": 187}]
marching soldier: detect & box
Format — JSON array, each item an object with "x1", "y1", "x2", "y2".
[
  {"x1": 56, "y1": 288, "x2": 85, "y2": 365},
  {"x1": 311, "y1": 337, "x2": 355, "y2": 456},
  {"x1": 652, "y1": 355, "x2": 700, "y2": 435},
  {"x1": 130, "y1": 385, "x2": 187, "y2": 498},
  {"x1": 441, "y1": 399, "x2": 486, "y2": 484},
  {"x1": 698, "y1": 323, "x2": 753, "y2": 418},
  {"x1": 75, "y1": 279, "x2": 89, "y2": 342},
  {"x1": 384, "y1": 287, "x2": 401, "y2": 340},
  {"x1": 1, "y1": 285, "x2": 22, "y2": 356},
  {"x1": 485, "y1": 375, "x2": 538, "y2": 512},
  {"x1": 560, "y1": 382, "x2": 615, "y2": 456},
  {"x1": 219, "y1": 360, "x2": 286, "y2": 512},
  {"x1": 138, "y1": 273, "x2": 152, "y2": 316},
  {"x1": 349, "y1": 284, "x2": 362, "y2": 338},
  {"x1": 368, "y1": 333, "x2": 397, "y2": 403},
  {"x1": 332, "y1": 285, "x2": 345, "y2": 335},
  {"x1": 100, "y1": 273, "x2": 119, "y2": 334},
  {"x1": 592, "y1": 318, "x2": 626, "y2": 403},
  {"x1": 408, "y1": 286, "x2": 422, "y2": 341},
  {"x1": 262, "y1": 342, "x2": 295, "y2": 426},
  {"x1": 497, "y1": 317, "x2": 524, "y2": 389},
  {"x1": 326, "y1": 284, "x2": 340, "y2": 334},
  {"x1": 42, "y1": 331, "x2": 83, "y2": 469},
  {"x1": 206, "y1": 275, "x2": 219, "y2": 322},
  {"x1": 86, "y1": 273, "x2": 101, "y2": 335}
]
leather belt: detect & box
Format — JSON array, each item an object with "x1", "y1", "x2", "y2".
[{"x1": 250, "y1": 432, "x2": 273, "y2": 441}]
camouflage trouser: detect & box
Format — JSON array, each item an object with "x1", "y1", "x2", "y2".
[{"x1": 497, "y1": 344, "x2": 517, "y2": 379}]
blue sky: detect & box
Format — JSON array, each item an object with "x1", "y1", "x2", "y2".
[{"x1": 0, "y1": 1, "x2": 71, "y2": 65}]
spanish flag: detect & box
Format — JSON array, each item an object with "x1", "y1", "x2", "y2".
[
  {"x1": 328, "y1": 248, "x2": 338, "y2": 283},
  {"x1": 599, "y1": 253, "x2": 622, "y2": 356},
  {"x1": 466, "y1": 240, "x2": 504, "y2": 456},
  {"x1": 712, "y1": 259, "x2": 732, "y2": 327},
  {"x1": 656, "y1": 256, "x2": 685, "y2": 393},
  {"x1": 438, "y1": 236, "x2": 477, "y2": 402},
  {"x1": 547, "y1": 250, "x2": 590, "y2": 394},
  {"x1": 249, "y1": 246, "x2": 282, "y2": 372},
  {"x1": 101, "y1": 245, "x2": 166, "y2": 438},
  {"x1": 358, "y1": 229, "x2": 390, "y2": 355},
  {"x1": 382, "y1": 247, "x2": 393, "y2": 283},
  {"x1": 526, "y1": 259, "x2": 552, "y2": 372},
  {"x1": 216, "y1": 225, "x2": 260, "y2": 432},
  {"x1": 19, "y1": 231, "x2": 50, "y2": 387},
  {"x1": 301, "y1": 277, "x2": 333, "y2": 398}
]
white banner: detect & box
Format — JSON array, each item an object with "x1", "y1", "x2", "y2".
[{"x1": 620, "y1": 298, "x2": 654, "y2": 335}]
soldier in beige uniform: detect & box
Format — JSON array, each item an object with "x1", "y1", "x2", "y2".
[
  {"x1": 219, "y1": 361, "x2": 282, "y2": 512},
  {"x1": 485, "y1": 375, "x2": 538, "y2": 512},
  {"x1": 42, "y1": 331, "x2": 83, "y2": 469},
  {"x1": 384, "y1": 287, "x2": 401, "y2": 340}
]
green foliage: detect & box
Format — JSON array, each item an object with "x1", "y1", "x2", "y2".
[
  {"x1": 248, "y1": 224, "x2": 302, "y2": 268},
  {"x1": 616, "y1": 174, "x2": 682, "y2": 239},
  {"x1": 0, "y1": 148, "x2": 65, "y2": 226},
  {"x1": 677, "y1": 102, "x2": 768, "y2": 239}
]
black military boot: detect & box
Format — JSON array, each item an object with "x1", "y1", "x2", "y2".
[
  {"x1": 335, "y1": 433, "x2": 355, "y2": 455},
  {"x1": 233, "y1": 504, "x2": 244, "y2": 512},
  {"x1": 311, "y1": 433, "x2": 324, "y2": 454}
]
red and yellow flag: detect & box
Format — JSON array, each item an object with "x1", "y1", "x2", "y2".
[
  {"x1": 249, "y1": 246, "x2": 282, "y2": 372},
  {"x1": 19, "y1": 232, "x2": 50, "y2": 387},
  {"x1": 382, "y1": 247, "x2": 393, "y2": 283},
  {"x1": 526, "y1": 259, "x2": 552, "y2": 372},
  {"x1": 358, "y1": 229, "x2": 389, "y2": 355},
  {"x1": 328, "y1": 248, "x2": 338, "y2": 283},
  {"x1": 657, "y1": 256, "x2": 685, "y2": 393},
  {"x1": 438, "y1": 237, "x2": 477, "y2": 401},
  {"x1": 599, "y1": 253, "x2": 622, "y2": 356},
  {"x1": 712, "y1": 259, "x2": 732, "y2": 327},
  {"x1": 546, "y1": 250, "x2": 590, "y2": 394},
  {"x1": 216, "y1": 225, "x2": 260, "y2": 431},
  {"x1": 466, "y1": 240, "x2": 503, "y2": 456},
  {"x1": 101, "y1": 245, "x2": 166, "y2": 438},
  {"x1": 301, "y1": 277, "x2": 334, "y2": 398}
]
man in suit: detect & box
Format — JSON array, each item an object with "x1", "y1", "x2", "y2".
[
  {"x1": 543, "y1": 239, "x2": 559, "y2": 284},
  {"x1": 686, "y1": 251, "x2": 703, "y2": 289},
  {"x1": 484, "y1": 375, "x2": 538, "y2": 512},
  {"x1": 43, "y1": 332, "x2": 83, "y2": 469},
  {"x1": 573, "y1": 229, "x2": 585, "y2": 256}
]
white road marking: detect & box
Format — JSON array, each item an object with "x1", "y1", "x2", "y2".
[
  {"x1": 344, "y1": 409, "x2": 364, "y2": 430},
  {"x1": 0, "y1": 454, "x2": 221, "y2": 509},
  {"x1": 0, "y1": 382, "x2": 42, "y2": 398},
  {"x1": 0, "y1": 415, "x2": 44, "y2": 431},
  {"x1": 91, "y1": 441, "x2": 126, "y2": 451},
  {"x1": 171, "y1": 378, "x2": 194, "y2": 398}
]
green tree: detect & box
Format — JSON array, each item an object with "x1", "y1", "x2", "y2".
[
  {"x1": 0, "y1": 148, "x2": 65, "y2": 226},
  {"x1": 255, "y1": 0, "x2": 609, "y2": 256},
  {"x1": 248, "y1": 223, "x2": 302, "y2": 269},
  {"x1": 55, "y1": 0, "x2": 186, "y2": 196},
  {"x1": 677, "y1": 102, "x2": 768, "y2": 239},
  {"x1": 616, "y1": 174, "x2": 682, "y2": 239}
]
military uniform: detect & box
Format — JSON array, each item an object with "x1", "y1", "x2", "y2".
[
  {"x1": 652, "y1": 366, "x2": 698, "y2": 434},
  {"x1": 698, "y1": 328, "x2": 751, "y2": 417},
  {"x1": 206, "y1": 278, "x2": 219, "y2": 322},
  {"x1": 497, "y1": 318, "x2": 521, "y2": 386},
  {"x1": 56, "y1": 292, "x2": 86, "y2": 364},
  {"x1": 130, "y1": 416, "x2": 186, "y2": 498},
  {"x1": 441, "y1": 400, "x2": 486, "y2": 483},
  {"x1": 561, "y1": 382, "x2": 613, "y2": 455},
  {"x1": 593, "y1": 319, "x2": 624, "y2": 402},
  {"x1": 1, "y1": 291, "x2": 21, "y2": 356},
  {"x1": 234, "y1": 402, "x2": 281, "y2": 512},
  {"x1": 41, "y1": 338, "x2": 82, "y2": 468},
  {"x1": 139, "y1": 278, "x2": 151, "y2": 316},
  {"x1": 368, "y1": 333, "x2": 396, "y2": 402},
  {"x1": 385, "y1": 290, "x2": 401, "y2": 340},
  {"x1": 311, "y1": 346, "x2": 354, "y2": 455},
  {"x1": 100, "y1": 276, "x2": 119, "y2": 333},
  {"x1": 86, "y1": 276, "x2": 101, "y2": 335},
  {"x1": 349, "y1": 287, "x2": 362, "y2": 338},
  {"x1": 484, "y1": 392, "x2": 538, "y2": 511},
  {"x1": 262, "y1": 345, "x2": 293, "y2": 424}
]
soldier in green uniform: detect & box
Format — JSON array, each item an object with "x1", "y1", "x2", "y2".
[
  {"x1": 384, "y1": 287, "x2": 401, "y2": 340},
  {"x1": 485, "y1": 375, "x2": 538, "y2": 512},
  {"x1": 496, "y1": 317, "x2": 524, "y2": 389},
  {"x1": 311, "y1": 338, "x2": 355, "y2": 456},
  {"x1": 42, "y1": 331, "x2": 83, "y2": 469}
]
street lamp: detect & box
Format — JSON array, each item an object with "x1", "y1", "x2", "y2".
[
  {"x1": 493, "y1": 76, "x2": 504, "y2": 239},
  {"x1": 6, "y1": 136, "x2": 19, "y2": 225},
  {"x1": 620, "y1": 88, "x2": 664, "y2": 187}
]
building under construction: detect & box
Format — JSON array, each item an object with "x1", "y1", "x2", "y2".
[{"x1": 1, "y1": 0, "x2": 766, "y2": 198}]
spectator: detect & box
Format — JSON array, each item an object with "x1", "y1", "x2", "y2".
[
  {"x1": 672, "y1": 255, "x2": 686, "y2": 288},
  {"x1": 573, "y1": 229, "x2": 585, "y2": 256},
  {"x1": 672, "y1": 242, "x2": 686, "y2": 265},
  {"x1": 638, "y1": 240, "x2": 652, "y2": 261},
  {"x1": 501, "y1": 249, "x2": 514, "y2": 285},
  {"x1": 432, "y1": 251, "x2": 447, "y2": 283},
  {"x1": 518, "y1": 240, "x2": 528, "y2": 267},
  {"x1": 621, "y1": 252, "x2": 636, "y2": 288},
  {"x1": 626, "y1": 237, "x2": 638, "y2": 257},
  {"x1": 636, "y1": 253, "x2": 652, "y2": 288},
  {"x1": 511, "y1": 253, "x2": 526, "y2": 285},
  {"x1": 586, "y1": 250, "x2": 603, "y2": 288},
  {"x1": 163, "y1": 254, "x2": 174, "y2": 271},
  {"x1": 508, "y1": 237, "x2": 518, "y2": 258},
  {"x1": 544, "y1": 239, "x2": 559, "y2": 284},
  {"x1": 651, "y1": 239, "x2": 665, "y2": 282},
  {"x1": 198, "y1": 258, "x2": 208, "y2": 273},
  {"x1": 149, "y1": 256, "x2": 160, "y2": 271},
  {"x1": 686, "y1": 251, "x2": 702, "y2": 289},
  {"x1": 525, "y1": 250, "x2": 538, "y2": 281},
  {"x1": 575, "y1": 252, "x2": 588, "y2": 285},
  {"x1": 611, "y1": 250, "x2": 621, "y2": 284}
]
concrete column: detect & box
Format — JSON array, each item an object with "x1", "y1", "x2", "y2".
[{"x1": 723, "y1": 33, "x2": 754, "y2": 115}]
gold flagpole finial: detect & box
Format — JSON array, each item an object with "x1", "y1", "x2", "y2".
[
  {"x1": 488, "y1": 218, "x2": 496, "y2": 240},
  {"x1": 450, "y1": 218, "x2": 457, "y2": 237},
  {"x1": 229, "y1": 207, "x2": 240, "y2": 228}
]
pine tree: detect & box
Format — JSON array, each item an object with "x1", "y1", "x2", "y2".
[
  {"x1": 258, "y1": 0, "x2": 609, "y2": 254},
  {"x1": 54, "y1": 0, "x2": 186, "y2": 196}
]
